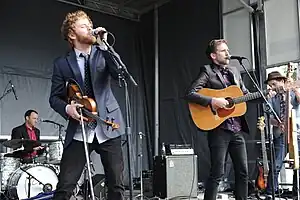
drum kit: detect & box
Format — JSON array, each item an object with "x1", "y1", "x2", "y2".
[{"x1": 0, "y1": 138, "x2": 65, "y2": 200}]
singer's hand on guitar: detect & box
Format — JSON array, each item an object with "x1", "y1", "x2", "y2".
[
  {"x1": 66, "y1": 101, "x2": 88, "y2": 122},
  {"x1": 211, "y1": 97, "x2": 229, "y2": 110},
  {"x1": 93, "y1": 27, "x2": 107, "y2": 41}
]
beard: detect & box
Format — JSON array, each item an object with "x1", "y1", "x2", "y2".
[
  {"x1": 216, "y1": 58, "x2": 229, "y2": 66},
  {"x1": 77, "y1": 33, "x2": 96, "y2": 45}
]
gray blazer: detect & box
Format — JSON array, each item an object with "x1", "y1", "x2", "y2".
[{"x1": 49, "y1": 45, "x2": 125, "y2": 147}]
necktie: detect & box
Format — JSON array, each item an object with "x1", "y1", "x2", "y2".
[
  {"x1": 80, "y1": 53, "x2": 97, "y2": 130},
  {"x1": 80, "y1": 53, "x2": 94, "y2": 97}
]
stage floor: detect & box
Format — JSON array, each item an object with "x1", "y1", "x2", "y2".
[{"x1": 71, "y1": 191, "x2": 295, "y2": 200}]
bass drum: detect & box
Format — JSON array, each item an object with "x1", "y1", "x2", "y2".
[{"x1": 6, "y1": 164, "x2": 58, "y2": 199}]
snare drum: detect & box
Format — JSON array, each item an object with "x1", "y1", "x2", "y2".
[
  {"x1": 47, "y1": 141, "x2": 63, "y2": 164},
  {"x1": 6, "y1": 164, "x2": 58, "y2": 199},
  {"x1": 0, "y1": 154, "x2": 20, "y2": 190}
]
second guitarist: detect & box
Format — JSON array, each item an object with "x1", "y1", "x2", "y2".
[
  {"x1": 264, "y1": 71, "x2": 300, "y2": 198},
  {"x1": 185, "y1": 39, "x2": 254, "y2": 200}
]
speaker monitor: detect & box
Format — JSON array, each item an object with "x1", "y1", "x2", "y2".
[{"x1": 153, "y1": 155, "x2": 198, "y2": 199}]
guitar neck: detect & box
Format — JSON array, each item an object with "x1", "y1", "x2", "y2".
[
  {"x1": 233, "y1": 91, "x2": 263, "y2": 104},
  {"x1": 260, "y1": 130, "x2": 269, "y2": 176}
]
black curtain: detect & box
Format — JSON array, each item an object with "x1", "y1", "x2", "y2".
[
  {"x1": 0, "y1": 0, "x2": 151, "y2": 185},
  {"x1": 139, "y1": 0, "x2": 261, "y2": 183},
  {"x1": 139, "y1": 0, "x2": 221, "y2": 181}
]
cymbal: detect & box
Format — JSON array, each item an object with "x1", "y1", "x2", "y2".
[
  {"x1": 2, "y1": 139, "x2": 41, "y2": 149},
  {"x1": 4, "y1": 149, "x2": 27, "y2": 158}
]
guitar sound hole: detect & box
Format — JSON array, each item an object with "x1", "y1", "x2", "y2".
[{"x1": 225, "y1": 97, "x2": 234, "y2": 109}]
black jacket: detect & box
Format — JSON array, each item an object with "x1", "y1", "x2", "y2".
[{"x1": 185, "y1": 64, "x2": 250, "y2": 133}]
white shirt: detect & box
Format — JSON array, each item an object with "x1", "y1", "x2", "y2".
[{"x1": 68, "y1": 47, "x2": 109, "y2": 144}]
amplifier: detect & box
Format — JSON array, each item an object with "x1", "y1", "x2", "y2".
[
  {"x1": 165, "y1": 144, "x2": 194, "y2": 155},
  {"x1": 153, "y1": 155, "x2": 198, "y2": 199}
]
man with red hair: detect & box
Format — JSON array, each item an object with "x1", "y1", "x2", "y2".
[{"x1": 49, "y1": 10, "x2": 125, "y2": 200}]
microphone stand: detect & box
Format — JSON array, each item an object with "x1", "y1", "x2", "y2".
[
  {"x1": 42, "y1": 120, "x2": 65, "y2": 145},
  {"x1": 102, "y1": 39, "x2": 138, "y2": 200},
  {"x1": 236, "y1": 58, "x2": 281, "y2": 200},
  {"x1": 19, "y1": 166, "x2": 49, "y2": 198},
  {"x1": 0, "y1": 88, "x2": 13, "y2": 101}
]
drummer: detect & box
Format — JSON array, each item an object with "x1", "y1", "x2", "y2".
[{"x1": 11, "y1": 109, "x2": 45, "y2": 163}]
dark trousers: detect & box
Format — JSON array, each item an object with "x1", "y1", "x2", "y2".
[
  {"x1": 53, "y1": 136, "x2": 124, "y2": 200},
  {"x1": 204, "y1": 129, "x2": 248, "y2": 200},
  {"x1": 265, "y1": 134, "x2": 285, "y2": 194}
]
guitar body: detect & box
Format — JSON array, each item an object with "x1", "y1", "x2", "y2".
[
  {"x1": 289, "y1": 109, "x2": 299, "y2": 169},
  {"x1": 188, "y1": 85, "x2": 247, "y2": 130},
  {"x1": 255, "y1": 161, "x2": 267, "y2": 190}
]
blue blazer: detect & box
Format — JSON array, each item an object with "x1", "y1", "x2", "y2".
[{"x1": 49, "y1": 45, "x2": 125, "y2": 147}]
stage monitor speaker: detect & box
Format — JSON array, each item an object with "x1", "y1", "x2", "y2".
[{"x1": 153, "y1": 155, "x2": 198, "y2": 199}]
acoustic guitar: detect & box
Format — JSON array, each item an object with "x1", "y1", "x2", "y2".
[{"x1": 188, "y1": 85, "x2": 262, "y2": 130}]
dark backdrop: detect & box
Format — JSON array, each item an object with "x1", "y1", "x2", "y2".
[{"x1": 0, "y1": 0, "x2": 260, "y2": 185}]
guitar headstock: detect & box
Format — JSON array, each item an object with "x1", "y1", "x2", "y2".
[
  {"x1": 257, "y1": 116, "x2": 265, "y2": 131},
  {"x1": 286, "y1": 62, "x2": 297, "y2": 79}
]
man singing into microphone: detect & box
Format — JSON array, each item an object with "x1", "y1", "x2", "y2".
[
  {"x1": 49, "y1": 10, "x2": 125, "y2": 200},
  {"x1": 185, "y1": 39, "x2": 251, "y2": 200}
]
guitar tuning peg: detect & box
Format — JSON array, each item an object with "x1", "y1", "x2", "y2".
[
  {"x1": 111, "y1": 118, "x2": 115, "y2": 122},
  {"x1": 106, "y1": 116, "x2": 109, "y2": 121}
]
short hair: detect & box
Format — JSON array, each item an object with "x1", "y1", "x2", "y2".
[
  {"x1": 24, "y1": 110, "x2": 38, "y2": 119},
  {"x1": 60, "y1": 10, "x2": 93, "y2": 43},
  {"x1": 205, "y1": 39, "x2": 228, "y2": 60}
]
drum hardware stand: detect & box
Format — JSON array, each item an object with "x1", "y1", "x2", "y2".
[
  {"x1": 132, "y1": 132, "x2": 145, "y2": 200},
  {"x1": 41, "y1": 119, "x2": 65, "y2": 146},
  {"x1": 19, "y1": 167, "x2": 51, "y2": 198},
  {"x1": 79, "y1": 108, "x2": 95, "y2": 200}
]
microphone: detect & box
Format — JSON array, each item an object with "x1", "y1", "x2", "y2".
[
  {"x1": 42, "y1": 119, "x2": 54, "y2": 123},
  {"x1": 91, "y1": 29, "x2": 107, "y2": 37},
  {"x1": 229, "y1": 55, "x2": 247, "y2": 60},
  {"x1": 42, "y1": 119, "x2": 64, "y2": 127},
  {"x1": 9, "y1": 80, "x2": 18, "y2": 100}
]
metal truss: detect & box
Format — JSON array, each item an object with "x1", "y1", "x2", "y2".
[{"x1": 56, "y1": 0, "x2": 172, "y2": 21}]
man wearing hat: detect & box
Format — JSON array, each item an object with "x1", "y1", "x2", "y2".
[{"x1": 265, "y1": 71, "x2": 300, "y2": 197}]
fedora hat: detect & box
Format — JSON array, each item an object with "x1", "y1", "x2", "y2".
[{"x1": 264, "y1": 71, "x2": 287, "y2": 84}]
